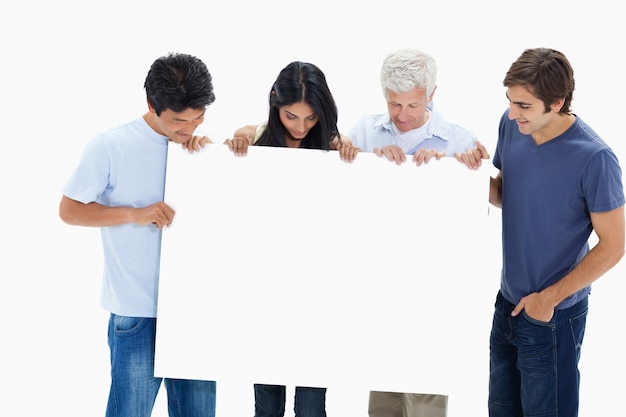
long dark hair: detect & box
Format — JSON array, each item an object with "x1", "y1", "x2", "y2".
[{"x1": 256, "y1": 61, "x2": 339, "y2": 150}]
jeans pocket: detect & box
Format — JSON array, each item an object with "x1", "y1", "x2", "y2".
[
  {"x1": 568, "y1": 307, "x2": 588, "y2": 351},
  {"x1": 113, "y1": 315, "x2": 150, "y2": 337},
  {"x1": 521, "y1": 310, "x2": 555, "y2": 328}
]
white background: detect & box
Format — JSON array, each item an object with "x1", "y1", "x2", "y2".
[{"x1": 1, "y1": 1, "x2": 624, "y2": 416}]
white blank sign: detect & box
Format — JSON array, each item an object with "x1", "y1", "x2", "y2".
[{"x1": 155, "y1": 143, "x2": 495, "y2": 415}]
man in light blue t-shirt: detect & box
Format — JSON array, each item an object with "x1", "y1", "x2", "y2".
[{"x1": 59, "y1": 53, "x2": 217, "y2": 417}]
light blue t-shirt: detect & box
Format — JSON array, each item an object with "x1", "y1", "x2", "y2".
[
  {"x1": 493, "y1": 110, "x2": 624, "y2": 309},
  {"x1": 63, "y1": 117, "x2": 169, "y2": 317},
  {"x1": 348, "y1": 103, "x2": 476, "y2": 156}
]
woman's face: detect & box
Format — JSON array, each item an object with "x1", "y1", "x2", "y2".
[{"x1": 279, "y1": 101, "x2": 318, "y2": 147}]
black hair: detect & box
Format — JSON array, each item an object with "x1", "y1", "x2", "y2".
[
  {"x1": 144, "y1": 52, "x2": 216, "y2": 116},
  {"x1": 256, "y1": 61, "x2": 338, "y2": 150}
]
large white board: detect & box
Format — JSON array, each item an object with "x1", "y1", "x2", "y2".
[{"x1": 155, "y1": 143, "x2": 497, "y2": 415}]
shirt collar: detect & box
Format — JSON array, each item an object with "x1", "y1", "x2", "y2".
[{"x1": 376, "y1": 102, "x2": 451, "y2": 142}]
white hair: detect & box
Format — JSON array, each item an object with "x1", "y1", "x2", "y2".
[{"x1": 380, "y1": 48, "x2": 437, "y2": 98}]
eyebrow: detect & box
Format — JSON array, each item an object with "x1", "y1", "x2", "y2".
[
  {"x1": 172, "y1": 110, "x2": 206, "y2": 122},
  {"x1": 388, "y1": 99, "x2": 423, "y2": 106},
  {"x1": 505, "y1": 92, "x2": 532, "y2": 107},
  {"x1": 284, "y1": 109, "x2": 316, "y2": 118}
]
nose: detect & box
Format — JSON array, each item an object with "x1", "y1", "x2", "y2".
[
  {"x1": 181, "y1": 119, "x2": 201, "y2": 134},
  {"x1": 508, "y1": 105, "x2": 519, "y2": 120},
  {"x1": 396, "y1": 107, "x2": 410, "y2": 121}
]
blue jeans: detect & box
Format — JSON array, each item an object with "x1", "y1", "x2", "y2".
[
  {"x1": 254, "y1": 384, "x2": 326, "y2": 417},
  {"x1": 105, "y1": 314, "x2": 216, "y2": 417},
  {"x1": 488, "y1": 291, "x2": 588, "y2": 417}
]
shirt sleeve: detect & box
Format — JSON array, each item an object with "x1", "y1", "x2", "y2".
[
  {"x1": 62, "y1": 135, "x2": 110, "y2": 204},
  {"x1": 583, "y1": 148, "x2": 625, "y2": 213}
]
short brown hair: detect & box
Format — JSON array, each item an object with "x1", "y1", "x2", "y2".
[{"x1": 503, "y1": 48, "x2": 575, "y2": 114}]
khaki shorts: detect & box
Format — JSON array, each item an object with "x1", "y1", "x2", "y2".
[{"x1": 368, "y1": 391, "x2": 448, "y2": 417}]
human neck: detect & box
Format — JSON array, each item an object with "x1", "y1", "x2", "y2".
[{"x1": 532, "y1": 113, "x2": 575, "y2": 145}]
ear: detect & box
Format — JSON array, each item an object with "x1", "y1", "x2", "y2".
[
  {"x1": 429, "y1": 85, "x2": 437, "y2": 102},
  {"x1": 551, "y1": 98, "x2": 565, "y2": 113}
]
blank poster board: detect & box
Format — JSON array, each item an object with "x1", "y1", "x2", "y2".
[{"x1": 156, "y1": 144, "x2": 496, "y2": 414}]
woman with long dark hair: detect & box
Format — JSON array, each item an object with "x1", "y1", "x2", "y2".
[
  {"x1": 224, "y1": 61, "x2": 356, "y2": 417},
  {"x1": 226, "y1": 61, "x2": 356, "y2": 157}
]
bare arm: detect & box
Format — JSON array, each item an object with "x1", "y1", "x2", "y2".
[
  {"x1": 513, "y1": 205, "x2": 625, "y2": 320},
  {"x1": 224, "y1": 124, "x2": 258, "y2": 156},
  {"x1": 232, "y1": 125, "x2": 257, "y2": 144},
  {"x1": 489, "y1": 171, "x2": 502, "y2": 208},
  {"x1": 59, "y1": 195, "x2": 175, "y2": 229},
  {"x1": 542, "y1": 206, "x2": 625, "y2": 304}
]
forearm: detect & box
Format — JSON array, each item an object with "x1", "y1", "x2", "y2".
[
  {"x1": 59, "y1": 196, "x2": 136, "y2": 227},
  {"x1": 489, "y1": 175, "x2": 502, "y2": 208},
  {"x1": 541, "y1": 239, "x2": 624, "y2": 307},
  {"x1": 232, "y1": 125, "x2": 257, "y2": 145}
]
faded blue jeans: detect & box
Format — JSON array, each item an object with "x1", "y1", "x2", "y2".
[
  {"x1": 254, "y1": 384, "x2": 326, "y2": 417},
  {"x1": 488, "y1": 291, "x2": 588, "y2": 417},
  {"x1": 106, "y1": 314, "x2": 216, "y2": 417}
]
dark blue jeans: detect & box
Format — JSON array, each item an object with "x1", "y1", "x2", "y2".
[
  {"x1": 254, "y1": 384, "x2": 326, "y2": 417},
  {"x1": 488, "y1": 291, "x2": 588, "y2": 417}
]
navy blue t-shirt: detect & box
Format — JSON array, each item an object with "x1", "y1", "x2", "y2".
[{"x1": 493, "y1": 110, "x2": 624, "y2": 308}]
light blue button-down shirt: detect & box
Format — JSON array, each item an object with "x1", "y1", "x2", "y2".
[{"x1": 348, "y1": 103, "x2": 476, "y2": 156}]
